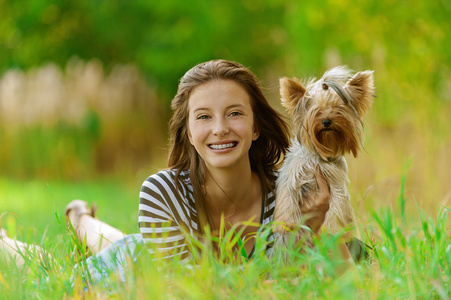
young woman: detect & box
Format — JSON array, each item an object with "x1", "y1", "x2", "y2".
[{"x1": 0, "y1": 60, "x2": 332, "y2": 276}]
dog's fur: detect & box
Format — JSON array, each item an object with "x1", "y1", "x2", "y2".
[{"x1": 273, "y1": 66, "x2": 375, "y2": 249}]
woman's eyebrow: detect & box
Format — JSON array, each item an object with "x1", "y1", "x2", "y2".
[
  {"x1": 192, "y1": 107, "x2": 206, "y2": 112},
  {"x1": 225, "y1": 104, "x2": 246, "y2": 110},
  {"x1": 192, "y1": 104, "x2": 247, "y2": 113}
]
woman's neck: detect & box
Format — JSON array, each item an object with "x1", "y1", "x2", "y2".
[
  {"x1": 204, "y1": 164, "x2": 260, "y2": 221},
  {"x1": 203, "y1": 162, "x2": 263, "y2": 258}
]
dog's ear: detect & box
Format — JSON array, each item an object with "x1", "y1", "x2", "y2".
[
  {"x1": 280, "y1": 77, "x2": 306, "y2": 114},
  {"x1": 345, "y1": 71, "x2": 375, "y2": 117}
]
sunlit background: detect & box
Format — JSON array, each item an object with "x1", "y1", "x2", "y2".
[{"x1": 0, "y1": 1, "x2": 450, "y2": 238}]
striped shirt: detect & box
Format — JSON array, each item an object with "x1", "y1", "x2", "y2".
[{"x1": 138, "y1": 169, "x2": 276, "y2": 261}]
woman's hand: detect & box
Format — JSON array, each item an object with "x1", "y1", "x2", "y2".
[{"x1": 301, "y1": 171, "x2": 330, "y2": 234}]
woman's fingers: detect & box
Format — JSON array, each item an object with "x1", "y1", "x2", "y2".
[
  {"x1": 315, "y1": 170, "x2": 329, "y2": 195},
  {"x1": 301, "y1": 170, "x2": 330, "y2": 234},
  {"x1": 314, "y1": 170, "x2": 330, "y2": 212}
]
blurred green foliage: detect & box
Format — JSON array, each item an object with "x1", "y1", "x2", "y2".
[
  {"x1": 1, "y1": 0, "x2": 288, "y2": 96},
  {"x1": 0, "y1": 0, "x2": 450, "y2": 185},
  {"x1": 2, "y1": 0, "x2": 448, "y2": 98}
]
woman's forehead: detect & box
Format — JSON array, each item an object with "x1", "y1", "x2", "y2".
[{"x1": 188, "y1": 79, "x2": 252, "y2": 111}]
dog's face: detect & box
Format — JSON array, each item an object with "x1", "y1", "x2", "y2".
[{"x1": 280, "y1": 67, "x2": 374, "y2": 160}]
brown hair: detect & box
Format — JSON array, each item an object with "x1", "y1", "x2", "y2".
[{"x1": 168, "y1": 59, "x2": 290, "y2": 233}]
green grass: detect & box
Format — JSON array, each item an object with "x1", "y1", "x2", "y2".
[
  {"x1": 0, "y1": 174, "x2": 450, "y2": 299},
  {"x1": 0, "y1": 177, "x2": 139, "y2": 247}
]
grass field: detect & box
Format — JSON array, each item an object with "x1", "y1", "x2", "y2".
[
  {"x1": 0, "y1": 176, "x2": 140, "y2": 243},
  {"x1": 1, "y1": 97, "x2": 450, "y2": 298},
  {"x1": 0, "y1": 164, "x2": 450, "y2": 299}
]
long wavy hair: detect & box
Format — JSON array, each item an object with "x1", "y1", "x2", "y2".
[{"x1": 168, "y1": 59, "x2": 290, "y2": 234}]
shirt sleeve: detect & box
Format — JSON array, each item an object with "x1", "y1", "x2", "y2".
[{"x1": 138, "y1": 171, "x2": 190, "y2": 261}]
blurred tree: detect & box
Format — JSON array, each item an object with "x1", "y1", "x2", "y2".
[
  {"x1": 2, "y1": 0, "x2": 449, "y2": 102},
  {"x1": 0, "y1": 0, "x2": 288, "y2": 98}
]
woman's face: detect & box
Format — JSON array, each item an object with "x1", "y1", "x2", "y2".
[{"x1": 187, "y1": 79, "x2": 259, "y2": 172}]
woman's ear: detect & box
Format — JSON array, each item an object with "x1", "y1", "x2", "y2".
[
  {"x1": 186, "y1": 118, "x2": 194, "y2": 145},
  {"x1": 252, "y1": 127, "x2": 260, "y2": 141},
  {"x1": 188, "y1": 130, "x2": 194, "y2": 145},
  {"x1": 252, "y1": 132, "x2": 259, "y2": 141}
]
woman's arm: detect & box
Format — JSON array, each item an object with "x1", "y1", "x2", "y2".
[
  {"x1": 138, "y1": 172, "x2": 191, "y2": 261},
  {"x1": 302, "y1": 171, "x2": 352, "y2": 261}
]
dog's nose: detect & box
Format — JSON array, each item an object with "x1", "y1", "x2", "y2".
[{"x1": 322, "y1": 119, "x2": 332, "y2": 128}]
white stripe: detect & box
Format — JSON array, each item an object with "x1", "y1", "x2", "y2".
[
  {"x1": 262, "y1": 216, "x2": 272, "y2": 225},
  {"x1": 139, "y1": 226, "x2": 180, "y2": 234},
  {"x1": 157, "y1": 243, "x2": 187, "y2": 252},
  {"x1": 190, "y1": 220, "x2": 198, "y2": 231},
  {"x1": 159, "y1": 250, "x2": 190, "y2": 259},
  {"x1": 138, "y1": 203, "x2": 171, "y2": 220},
  {"x1": 143, "y1": 234, "x2": 184, "y2": 243},
  {"x1": 139, "y1": 191, "x2": 171, "y2": 211},
  {"x1": 146, "y1": 243, "x2": 187, "y2": 254},
  {"x1": 268, "y1": 199, "x2": 276, "y2": 210},
  {"x1": 149, "y1": 250, "x2": 191, "y2": 261},
  {"x1": 138, "y1": 216, "x2": 172, "y2": 224}
]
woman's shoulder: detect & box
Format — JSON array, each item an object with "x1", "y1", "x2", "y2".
[
  {"x1": 143, "y1": 168, "x2": 189, "y2": 180},
  {"x1": 141, "y1": 169, "x2": 191, "y2": 191},
  {"x1": 139, "y1": 169, "x2": 194, "y2": 210}
]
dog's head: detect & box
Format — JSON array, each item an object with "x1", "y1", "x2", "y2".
[{"x1": 280, "y1": 66, "x2": 375, "y2": 160}]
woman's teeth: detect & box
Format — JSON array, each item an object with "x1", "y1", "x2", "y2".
[{"x1": 209, "y1": 142, "x2": 236, "y2": 150}]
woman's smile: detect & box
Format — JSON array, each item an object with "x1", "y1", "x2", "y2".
[
  {"x1": 187, "y1": 79, "x2": 259, "y2": 170},
  {"x1": 208, "y1": 141, "x2": 238, "y2": 150}
]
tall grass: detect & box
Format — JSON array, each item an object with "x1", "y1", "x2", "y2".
[
  {"x1": 0, "y1": 171, "x2": 449, "y2": 299},
  {"x1": 0, "y1": 177, "x2": 140, "y2": 244}
]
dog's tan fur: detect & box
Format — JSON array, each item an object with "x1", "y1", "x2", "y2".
[{"x1": 273, "y1": 66, "x2": 375, "y2": 248}]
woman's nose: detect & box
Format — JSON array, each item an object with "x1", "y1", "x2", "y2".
[{"x1": 212, "y1": 118, "x2": 229, "y2": 136}]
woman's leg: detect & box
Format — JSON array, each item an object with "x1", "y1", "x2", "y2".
[
  {"x1": 0, "y1": 228, "x2": 44, "y2": 266},
  {"x1": 1, "y1": 200, "x2": 125, "y2": 266},
  {"x1": 65, "y1": 200, "x2": 126, "y2": 254}
]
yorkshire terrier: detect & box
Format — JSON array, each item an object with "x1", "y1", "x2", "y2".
[{"x1": 273, "y1": 66, "x2": 375, "y2": 251}]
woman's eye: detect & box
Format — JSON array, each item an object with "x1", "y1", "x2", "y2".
[
  {"x1": 197, "y1": 115, "x2": 210, "y2": 120},
  {"x1": 229, "y1": 111, "x2": 242, "y2": 117}
]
